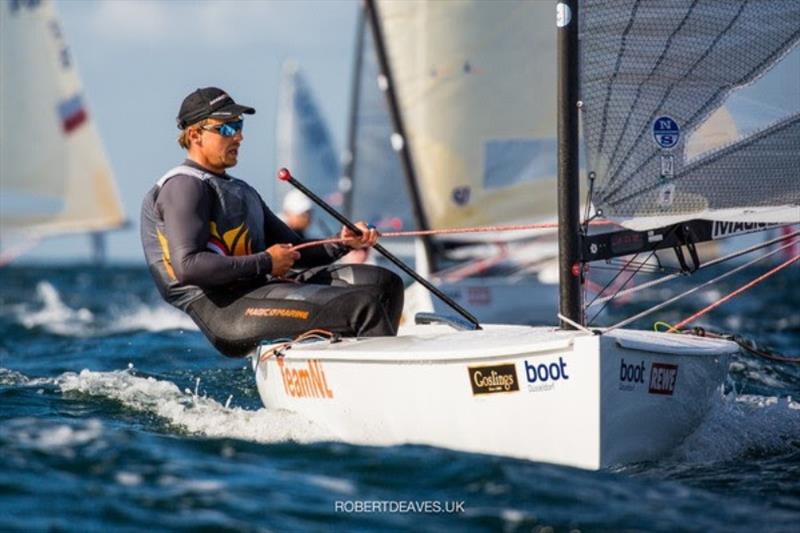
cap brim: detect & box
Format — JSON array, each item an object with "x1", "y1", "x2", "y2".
[{"x1": 209, "y1": 103, "x2": 256, "y2": 120}]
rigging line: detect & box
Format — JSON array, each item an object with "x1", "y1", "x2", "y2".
[
  {"x1": 289, "y1": 221, "x2": 615, "y2": 252},
  {"x1": 604, "y1": 239, "x2": 797, "y2": 332},
  {"x1": 601, "y1": 0, "x2": 749, "y2": 200},
  {"x1": 585, "y1": 222, "x2": 680, "y2": 310},
  {"x1": 588, "y1": 247, "x2": 660, "y2": 324},
  {"x1": 669, "y1": 250, "x2": 800, "y2": 332},
  {"x1": 588, "y1": 228, "x2": 800, "y2": 307},
  {"x1": 697, "y1": 330, "x2": 799, "y2": 363}
]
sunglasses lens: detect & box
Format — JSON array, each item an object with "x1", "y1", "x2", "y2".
[{"x1": 218, "y1": 120, "x2": 243, "y2": 137}]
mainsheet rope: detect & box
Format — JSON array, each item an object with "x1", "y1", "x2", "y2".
[{"x1": 289, "y1": 220, "x2": 614, "y2": 252}]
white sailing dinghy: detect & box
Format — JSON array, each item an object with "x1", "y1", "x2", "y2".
[
  {"x1": 343, "y1": 1, "x2": 562, "y2": 324},
  {"x1": 253, "y1": 0, "x2": 798, "y2": 470},
  {"x1": 0, "y1": 0, "x2": 125, "y2": 262}
]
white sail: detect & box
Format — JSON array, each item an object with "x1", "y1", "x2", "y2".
[
  {"x1": 0, "y1": 0, "x2": 124, "y2": 240},
  {"x1": 374, "y1": 0, "x2": 557, "y2": 230},
  {"x1": 580, "y1": 0, "x2": 800, "y2": 231},
  {"x1": 274, "y1": 61, "x2": 341, "y2": 235}
]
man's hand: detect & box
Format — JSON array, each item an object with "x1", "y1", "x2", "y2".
[
  {"x1": 341, "y1": 221, "x2": 379, "y2": 250},
  {"x1": 267, "y1": 244, "x2": 300, "y2": 276}
]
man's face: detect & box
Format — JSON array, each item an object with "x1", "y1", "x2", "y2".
[{"x1": 194, "y1": 117, "x2": 244, "y2": 169}]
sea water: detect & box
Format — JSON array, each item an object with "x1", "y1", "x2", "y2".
[{"x1": 1, "y1": 265, "x2": 798, "y2": 532}]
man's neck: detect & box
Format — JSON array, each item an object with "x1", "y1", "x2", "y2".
[{"x1": 186, "y1": 155, "x2": 225, "y2": 176}]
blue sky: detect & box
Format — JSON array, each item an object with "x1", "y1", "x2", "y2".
[{"x1": 26, "y1": 0, "x2": 358, "y2": 263}]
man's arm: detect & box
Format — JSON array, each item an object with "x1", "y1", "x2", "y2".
[
  {"x1": 159, "y1": 176, "x2": 271, "y2": 286},
  {"x1": 261, "y1": 200, "x2": 349, "y2": 267}
]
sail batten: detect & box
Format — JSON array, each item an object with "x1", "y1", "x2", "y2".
[
  {"x1": 0, "y1": 0, "x2": 125, "y2": 240},
  {"x1": 581, "y1": 0, "x2": 800, "y2": 230}
]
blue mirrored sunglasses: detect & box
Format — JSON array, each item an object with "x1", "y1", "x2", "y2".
[{"x1": 202, "y1": 119, "x2": 244, "y2": 137}]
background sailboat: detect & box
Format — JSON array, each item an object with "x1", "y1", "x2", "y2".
[
  {"x1": 0, "y1": 0, "x2": 125, "y2": 264},
  {"x1": 273, "y1": 61, "x2": 343, "y2": 239}
]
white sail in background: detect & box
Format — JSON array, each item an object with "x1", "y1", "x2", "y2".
[
  {"x1": 0, "y1": 0, "x2": 124, "y2": 241},
  {"x1": 274, "y1": 61, "x2": 341, "y2": 235},
  {"x1": 580, "y1": 0, "x2": 800, "y2": 231},
  {"x1": 374, "y1": 0, "x2": 557, "y2": 230}
]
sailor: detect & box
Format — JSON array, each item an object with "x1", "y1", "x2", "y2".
[
  {"x1": 280, "y1": 189, "x2": 313, "y2": 240},
  {"x1": 140, "y1": 87, "x2": 403, "y2": 357}
]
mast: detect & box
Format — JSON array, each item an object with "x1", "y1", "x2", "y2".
[
  {"x1": 364, "y1": 0, "x2": 437, "y2": 271},
  {"x1": 90, "y1": 232, "x2": 107, "y2": 265},
  {"x1": 557, "y1": 0, "x2": 582, "y2": 328},
  {"x1": 341, "y1": 6, "x2": 366, "y2": 219}
]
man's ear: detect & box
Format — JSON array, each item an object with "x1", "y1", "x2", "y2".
[{"x1": 188, "y1": 127, "x2": 203, "y2": 147}]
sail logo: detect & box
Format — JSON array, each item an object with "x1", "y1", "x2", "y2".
[
  {"x1": 468, "y1": 363, "x2": 519, "y2": 395},
  {"x1": 277, "y1": 358, "x2": 334, "y2": 399},
  {"x1": 452, "y1": 186, "x2": 471, "y2": 206},
  {"x1": 619, "y1": 358, "x2": 646, "y2": 391},
  {"x1": 648, "y1": 363, "x2": 678, "y2": 396},
  {"x1": 711, "y1": 221, "x2": 779, "y2": 240},
  {"x1": 653, "y1": 116, "x2": 680, "y2": 149},
  {"x1": 524, "y1": 357, "x2": 570, "y2": 393},
  {"x1": 57, "y1": 93, "x2": 88, "y2": 134}
]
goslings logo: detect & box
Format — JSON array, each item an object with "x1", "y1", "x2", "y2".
[
  {"x1": 468, "y1": 363, "x2": 519, "y2": 395},
  {"x1": 619, "y1": 358, "x2": 646, "y2": 391},
  {"x1": 648, "y1": 363, "x2": 678, "y2": 395},
  {"x1": 523, "y1": 357, "x2": 570, "y2": 392},
  {"x1": 277, "y1": 358, "x2": 334, "y2": 399}
]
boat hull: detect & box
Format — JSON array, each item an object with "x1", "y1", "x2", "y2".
[{"x1": 253, "y1": 326, "x2": 736, "y2": 470}]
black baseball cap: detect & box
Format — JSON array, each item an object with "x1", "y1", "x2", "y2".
[{"x1": 176, "y1": 87, "x2": 255, "y2": 129}]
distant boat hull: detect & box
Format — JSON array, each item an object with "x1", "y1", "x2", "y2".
[
  {"x1": 253, "y1": 325, "x2": 736, "y2": 470},
  {"x1": 403, "y1": 276, "x2": 559, "y2": 325}
]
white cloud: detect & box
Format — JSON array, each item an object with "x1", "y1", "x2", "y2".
[
  {"x1": 89, "y1": 0, "x2": 171, "y2": 42},
  {"x1": 85, "y1": 0, "x2": 354, "y2": 49}
]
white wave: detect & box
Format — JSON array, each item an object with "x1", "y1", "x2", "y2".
[
  {"x1": 673, "y1": 392, "x2": 800, "y2": 463},
  {"x1": 0, "y1": 368, "x2": 30, "y2": 386},
  {"x1": 57, "y1": 368, "x2": 337, "y2": 444},
  {"x1": 18, "y1": 281, "x2": 95, "y2": 336},
  {"x1": 12, "y1": 281, "x2": 197, "y2": 336},
  {"x1": 104, "y1": 303, "x2": 198, "y2": 333},
  {"x1": 115, "y1": 471, "x2": 143, "y2": 487},
  {"x1": 2, "y1": 417, "x2": 104, "y2": 456},
  {"x1": 305, "y1": 474, "x2": 356, "y2": 495}
]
